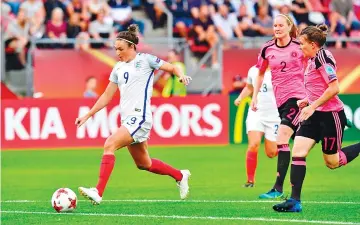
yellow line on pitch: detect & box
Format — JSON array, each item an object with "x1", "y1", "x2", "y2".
[
  {"x1": 339, "y1": 65, "x2": 360, "y2": 93},
  {"x1": 84, "y1": 48, "x2": 117, "y2": 67}
]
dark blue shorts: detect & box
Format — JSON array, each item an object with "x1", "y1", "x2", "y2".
[
  {"x1": 278, "y1": 98, "x2": 301, "y2": 132},
  {"x1": 296, "y1": 110, "x2": 346, "y2": 154}
]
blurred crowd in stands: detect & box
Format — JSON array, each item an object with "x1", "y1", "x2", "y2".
[{"x1": 1, "y1": 0, "x2": 360, "y2": 71}]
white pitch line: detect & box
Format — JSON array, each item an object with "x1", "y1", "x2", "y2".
[
  {"x1": 1, "y1": 211, "x2": 360, "y2": 225},
  {"x1": 2, "y1": 199, "x2": 360, "y2": 205}
]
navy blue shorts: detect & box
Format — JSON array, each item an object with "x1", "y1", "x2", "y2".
[
  {"x1": 278, "y1": 98, "x2": 301, "y2": 132},
  {"x1": 296, "y1": 110, "x2": 346, "y2": 154}
]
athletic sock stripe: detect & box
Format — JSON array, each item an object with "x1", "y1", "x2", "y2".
[{"x1": 292, "y1": 157, "x2": 306, "y2": 161}]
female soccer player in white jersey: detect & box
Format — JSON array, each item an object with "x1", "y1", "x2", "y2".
[
  {"x1": 75, "y1": 24, "x2": 192, "y2": 205},
  {"x1": 234, "y1": 66, "x2": 280, "y2": 187}
]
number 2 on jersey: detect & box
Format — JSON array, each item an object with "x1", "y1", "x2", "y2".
[
  {"x1": 274, "y1": 124, "x2": 279, "y2": 135},
  {"x1": 286, "y1": 108, "x2": 297, "y2": 120},
  {"x1": 280, "y1": 61, "x2": 287, "y2": 72},
  {"x1": 124, "y1": 72, "x2": 129, "y2": 84}
]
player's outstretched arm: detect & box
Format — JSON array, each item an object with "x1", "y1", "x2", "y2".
[
  {"x1": 159, "y1": 62, "x2": 192, "y2": 85},
  {"x1": 234, "y1": 84, "x2": 253, "y2": 106},
  {"x1": 75, "y1": 82, "x2": 118, "y2": 127}
]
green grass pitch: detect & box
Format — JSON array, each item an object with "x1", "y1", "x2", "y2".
[{"x1": 2, "y1": 143, "x2": 360, "y2": 225}]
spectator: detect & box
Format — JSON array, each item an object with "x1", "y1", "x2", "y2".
[
  {"x1": 308, "y1": 0, "x2": 330, "y2": 15},
  {"x1": 188, "y1": 0, "x2": 207, "y2": 18},
  {"x1": 306, "y1": 0, "x2": 326, "y2": 25},
  {"x1": 89, "y1": 9, "x2": 115, "y2": 48},
  {"x1": 190, "y1": 0, "x2": 219, "y2": 16},
  {"x1": 237, "y1": 3, "x2": 259, "y2": 37},
  {"x1": 83, "y1": 76, "x2": 98, "y2": 98},
  {"x1": 109, "y1": 0, "x2": 144, "y2": 34},
  {"x1": 67, "y1": 13, "x2": 81, "y2": 38},
  {"x1": 67, "y1": 13, "x2": 90, "y2": 50},
  {"x1": 223, "y1": 0, "x2": 236, "y2": 13},
  {"x1": 192, "y1": 4, "x2": 218, "y2": 65},
  {"x1": 20, "y1": 0, "x2": 45, "y2": 37},
  {"x1": 20, "y1": 0, "x2": 45, "y2": 21},
  {"x1": 67, "y1": 0, "x2": 89, "y2": 22},
  {"x1": 45, "y1": 7, "x2": 67, "y2": 47},
  {"x1": 167, "y1": 0, "x2": 192, "y2": 38},
  {"x1": 268, "y1": 0, "x2": 292, "y2": 16},
  {"x1": 277, "y1": 3, "x2": 297, "y2": 24},
  {"x1": 329, "y1": 0, "x2": 360, "y2": 48},
  {"x1": 291, "y1": 0, "x2": 314, "y2": 30},
  {"x1": 208, "y1": 0, "x2": 220, "y2": 15},
  {"x1": 144, "y1": 0, "x2": 167, "y2": 29},
  {"x1": 44, "y1": 0, "x2": 67, "y2": 21},
  {"x1": 213, "y1": 4, "x2": 242, "y2": 41},
  {"x1": 85, "y1": 0, "x2": 110, "y2": 21},
  {"x1": 5, "y1": 9, "x2": 29, "y2": 41},
  {"x1": 162, "y1": 50, "x2": 187, "y2": 97},
  {"x1": 60, "y1": 0, "x2": 72, "y2": 14},
  {"x1": 4, "y1": 9, "x2": 30, "y2": 71},
  {"x1": 28, "y1": 9, "x2": 46, "y2": 39},
  {"x1": 229, "y1": 74, "x2": 246, "y2": 95},
  {"x1": 188, "y1": 0, "x2": 224, "y2": 18},
  {"x1": 109, "y1": 0, "x2": 130, "y2": 30},
  {"x1": 253, "y1": 4, "x2": 274, "y2": 36},
  {"x1": 254, "y1": 0, "x2": 273, "y2": 17}
]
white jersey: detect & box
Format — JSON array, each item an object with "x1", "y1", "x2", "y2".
[
  {"x1": 247, "y1": 66, "x2": 278, "y2": 115},
  {"x1": 246, "y1": 66, "x2": 280, "y2": 141},
  {"x1": 109, "y1": 53, "x2": 164, "y2": 121}
]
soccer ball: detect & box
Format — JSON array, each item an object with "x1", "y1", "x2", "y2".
[{"x1": 51, "y1": 188, "x2": 77, "y2": 212}]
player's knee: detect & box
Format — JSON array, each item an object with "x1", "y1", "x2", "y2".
[
  {"x1": 136, "y1": 162, "x2": 151, "y2": 170},
  {"x1": 292, "y1": 147, "x2": 308, "y2": 158},
  {"x1": 325, "y1": 161, "x2": 339, "y2": 170},
  {"x1": 248, "y1": 142, "x2": 260, "y2": 152},
  {"x1": 265, "y1": 150, "x2": 277, "y2": 158},
  {"x1": 277, "y1": 134, "x2": 291, "y2": 144},
  {"x1": 103, "y1": 141, "x2": 117, "y2": 154},
  {"x1": 277, "y1": 128, "x2": 293, "y2": 144}
]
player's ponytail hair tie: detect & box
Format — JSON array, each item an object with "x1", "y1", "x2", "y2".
[{"x1": 277, "y1": 14, "x2": 292, "y2": 25}]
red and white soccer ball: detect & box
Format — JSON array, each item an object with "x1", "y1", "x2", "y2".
[{"x1": 51, "y1": 188, "x2": 77, "y2": 212}]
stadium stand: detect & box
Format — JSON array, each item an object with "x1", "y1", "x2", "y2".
[{"x1": 2, "y1": 0, "x2": 360, "y2": 96}]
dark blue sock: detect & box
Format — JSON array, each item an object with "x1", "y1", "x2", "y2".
[
  {"x1": 273, "y1": 144, "x2": 290, "y2": 192},
  {"x1": 290, "y1": 157, "x2": 306, "y2": 201}
]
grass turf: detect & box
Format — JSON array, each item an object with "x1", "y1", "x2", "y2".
[{"x1": 2, "y1": 144, "x2": 360, "y2": 224}]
